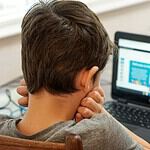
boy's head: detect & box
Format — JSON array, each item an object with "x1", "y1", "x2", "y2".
[{"x1": 21, "y1": 0, "x2": 113, "y2": 95}]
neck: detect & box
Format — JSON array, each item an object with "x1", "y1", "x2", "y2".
[{"x1": 17, "y1": 89, "x2": 85, "y2": 135}]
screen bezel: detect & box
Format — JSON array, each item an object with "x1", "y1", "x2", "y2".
[{"x1": 111, "y1": 31, "x2": 150, "y2": 106}]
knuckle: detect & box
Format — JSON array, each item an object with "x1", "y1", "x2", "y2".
[
  {"x1": 86, "y1": 98, "x2": 93, "y2": 105},
  {"x1": 93, "y1": 91, "x2": 98, "y2": 96},
  {"x1": 81, "y1": 98, "x2": 87, "y2": 105},
  {"x1": 100, "y1": 97, "x2": 105, "y2": 103},
  {"x1": 93, "y1": 91, "x2": 99, "y2": 99},
  {"x1": 83, "y1": 109, "x2": 89, "y2": 116},
  {"x1": 92, "y1": 91, "x2": 97, "y2": 95}
]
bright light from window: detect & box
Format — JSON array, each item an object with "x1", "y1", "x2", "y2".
[{"x1": 0, "y1": 0, "x2": 38, "y2": 17}]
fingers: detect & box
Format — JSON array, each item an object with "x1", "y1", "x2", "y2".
[
  {"x1": 18, "y1": 97, "x2": 28, "y2": 107},
  {"x1": 77, "y1": 106, "x2": 94, "y2": 119},
  {"x1": 17, "y1": 79, "x2": 29, "y2": 107},
  {"x1": 75, "y1": 86, "x2": 105, "y2": 123},
  {"x1": 87, "y1": 90, "x2": 104, "y2": 104},
  {"x1": 75, "y1": 98, "x2": 103, "y2": 122},
  {"x1": 87, "y1": 86, "x2": 105, "y2": 105},
  {"x1": 17, "y1": 86, "x2": 28, "y2": 97},
  {"x1": 75, "y1": 112, "x2": 83, "y2": 123},
  {"x1": 81, "y1": 97, "x2": 102, "y2": 113},
  {"x1": 94, "y1": 86, "x2": 105, "y2": 98}
]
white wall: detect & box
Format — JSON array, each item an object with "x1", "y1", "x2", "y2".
[
  {"x1": 99, "y1": 2, "x2": 150, "y2": 40},
  {"x1": 0, "y1": 35, "x2": 21, "y2": 85},
  {"x1": 0, "y1": 2, "x2": 150, "y2": 85}
]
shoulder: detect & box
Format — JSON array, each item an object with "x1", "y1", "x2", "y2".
[
  {"x1": 65, "y1": 113, "x2": 143, "y2": 150},
  {"x1": 64, "y1": 113, "x2": 111, "y2": 149},
  {"x1": 0, "y1": 115, "x2": 17, "y2": 136},
  {"x1": 66, "y1": 113, "x2": 112, "y2": 134}
]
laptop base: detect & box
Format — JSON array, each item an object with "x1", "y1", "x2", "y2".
[{"x1": 123, "y1": 123, "x2": 150, "y2": 143}]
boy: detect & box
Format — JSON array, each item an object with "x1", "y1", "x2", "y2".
[{"x1": 0, "y1": 1, "x2": 149, "y2": 149}]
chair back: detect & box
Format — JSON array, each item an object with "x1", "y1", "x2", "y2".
[{"x1": 0, "y1": 134, "x2": 83, "y2": 150}]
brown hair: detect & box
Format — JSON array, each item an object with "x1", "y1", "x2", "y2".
[{"x1": 21, "y1": 0, "x2": 114, "y2": 94}]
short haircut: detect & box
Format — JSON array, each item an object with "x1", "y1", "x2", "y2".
[{"x1": 21, "y1": 0, "x2": 114, "y2": 94}]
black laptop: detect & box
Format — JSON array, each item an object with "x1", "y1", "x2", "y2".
[{"x1": 104, "y1": 31, "x2": 150, "y2": 142}]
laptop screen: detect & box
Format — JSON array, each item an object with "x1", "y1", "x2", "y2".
[{"x1": 116, "y1": 38, "x2": 150, "y2": 97}]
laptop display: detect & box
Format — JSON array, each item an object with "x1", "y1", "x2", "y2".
[
  {"x1": 105, "y1": 32, "x2": 150, "y2": 142},
  {"x1": 116, "y1": 39, "x2": 150, "y2": 97},
  {"x1": 112, "y1": 32, "x2": 150, "y2": 106}
]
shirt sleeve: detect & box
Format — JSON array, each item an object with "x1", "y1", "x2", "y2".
[
  {"x1": 0, "y1": 114, "x2": 12, "y2": 122},
  {"x1": 64, "y1": 112, "x2": 144, "y2": 150},
  {"x1": 101, "y1": 113, "x2": 144, "y2": 150}
]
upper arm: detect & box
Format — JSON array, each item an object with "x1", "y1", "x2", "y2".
[{"x1": 102, "y1": 114, "x2": 144, "y2": 150}]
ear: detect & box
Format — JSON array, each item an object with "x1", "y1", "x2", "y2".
[
  {"x1": 94, "y1": 71, "x2": 101, "y2": 87},
  {"x1": 80, "y1": 66, "x2": 99, "y2": 92}
]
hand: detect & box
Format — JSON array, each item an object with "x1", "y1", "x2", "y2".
[
  {"x1": 75, "y1": 87, "x2": 105, "y2": 122},
  {"x1": 17, "y1": 79, "x2": 28, "y2": 107}
]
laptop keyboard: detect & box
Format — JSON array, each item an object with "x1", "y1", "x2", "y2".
[{"x1": 104, "y1": 102, "x2": 150, "y2": 129}]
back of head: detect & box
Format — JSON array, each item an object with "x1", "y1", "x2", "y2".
[{"x1": 21, "y1": 0, "x2": 114, "y2": 94}]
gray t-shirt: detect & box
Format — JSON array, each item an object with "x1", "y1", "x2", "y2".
[{"x1": 0, "y1": 113, "x2": 143, "y2": 150}]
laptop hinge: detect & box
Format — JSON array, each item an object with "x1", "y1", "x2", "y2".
[{"x1": 118, "y1": 98, "x2": 128, "y2": 104}]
